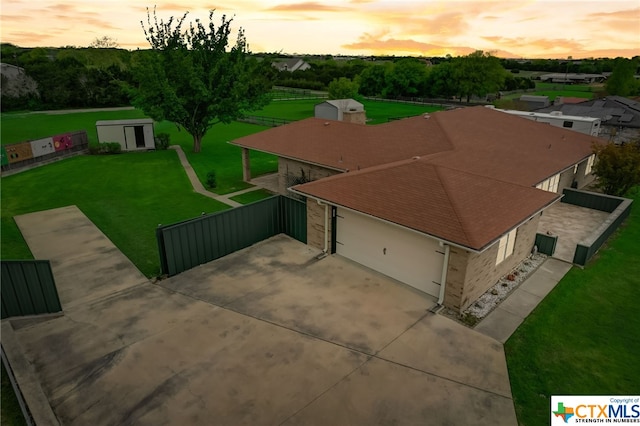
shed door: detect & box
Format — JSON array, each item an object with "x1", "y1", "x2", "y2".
[
  {"x1": 124, "y1": 126, "x2": 146, "y2": 149},
  {"x1": 335, "y1": 208, "x2": 444, "y2": 298}
]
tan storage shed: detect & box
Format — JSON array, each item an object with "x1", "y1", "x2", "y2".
[{"x1": 96, "y1": 119, "x2": 155, "y2": 151}]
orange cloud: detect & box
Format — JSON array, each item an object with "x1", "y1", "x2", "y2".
[
  {"x1": 267, "y1": 2, "x2": 352, "y2": 12},
  {"x1": 582, "y1": 7, "x2": 640, "y2": 35},
  {"x1": 342, "y1": 33, "x2": 479, "y2": 57}
]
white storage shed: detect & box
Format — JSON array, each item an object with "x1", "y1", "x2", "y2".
[{"x1": 96, "y1": 118, "x2": 155, "y2": 151}]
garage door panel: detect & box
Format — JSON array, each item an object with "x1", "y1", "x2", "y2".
[{"x1": 336, "y1": 209, "x2": 443, "y2": 298}]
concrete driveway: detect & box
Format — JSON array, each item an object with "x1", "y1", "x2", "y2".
[{"x1": 3, "y1": 206, "x2": 517, "y2": 425}]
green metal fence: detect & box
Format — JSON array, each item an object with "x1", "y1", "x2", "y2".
[
  {"x1": 157, "y1": 195, "x2": 307, "y2": 276},
  {"x1": 572, "y1": 197, "x2": 633, "y2": 266},
  {"x1": 535, "y1": 233, "x2": 557, "y2": 256},
  {"x1": 1, "y1": 260, "x2": 62, "y2": 319},
  {"x1": 561, "y1": 188, "x2": 624, "y2": 213}
]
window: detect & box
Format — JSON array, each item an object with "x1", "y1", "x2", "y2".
[
  {"x1": 563, "y1": 121, "x2": 574, "y2": 128},
  {"x1": 574, "y1": 164, "x2": 578, "y2": 174},
  {"x1": 496, "y1": 228, "x2": 517, "y2": 265},
  {"x1": 536, "y1": 173, "x2": 560, "y2": 193},
  {"x1": 585, "y1": 154, "x2": 595, "y2": 175}
]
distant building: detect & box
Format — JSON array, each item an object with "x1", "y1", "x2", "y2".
[
  {"x1": 491, "y1": 107, "x2": 601, "y2": 136},
  {"x1": 539, "y1": 73, "x2": 606, "y2": 84},
  {"x1": 536, "y1": 96, "x2": 640, "y2": 144},
  {"x1": 271, "y1": 58, "x2": 311, "y2": 72},
  {"x1": 519, "y1": 95, "x2": 550, "y2": 111},
  {"x1": 314, "y1": 99, "x2": 366, "y2": 124}
]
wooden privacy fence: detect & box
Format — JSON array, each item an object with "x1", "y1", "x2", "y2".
[
  {"x1": 157, "y1": 195, "x2": 307, "y2": 276},
  {"x1": 1, "y1": 260, "x2": 62, "y2": 319},
  {"x1": 1, "y1": 130, "x2": 89, "y2": 173}
]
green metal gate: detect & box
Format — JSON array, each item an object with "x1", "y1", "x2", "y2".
[{"x1": 1, "y1": 260, "x2": 62, "y2": 319}]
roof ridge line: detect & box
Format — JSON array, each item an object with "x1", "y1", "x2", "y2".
[{"x1": 433, "y1": 165, "x2": 473, "y2": 247}]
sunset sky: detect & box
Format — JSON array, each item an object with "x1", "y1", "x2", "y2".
[{"x1": 1, "y1": 0, "x2": 639, "y2": 59}]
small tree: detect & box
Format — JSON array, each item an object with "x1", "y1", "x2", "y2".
[
  {"x1": 132, "y1": 8, "x2": 274, "y2": 152},
  {"x1": 90, "y1": 36, "x2": 119, "y2": 48},
  {"x1": 592, "y1": 141, "x2": 640, "y2": 196}
]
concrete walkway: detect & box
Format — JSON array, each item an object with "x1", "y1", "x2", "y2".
[
  {"x1": 3, "y1": 206, "x2": 518, "y2": 425},
  {"x1": 169, "y1": 145, "x2": 275, "y2": 208},
  {"x1": 474, "y1": 258, "x2": 573, "y2": 343}
]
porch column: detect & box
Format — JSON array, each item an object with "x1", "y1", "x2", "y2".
[{"x1": 241, "y1": 148, "x2": 251, "y2": 182}]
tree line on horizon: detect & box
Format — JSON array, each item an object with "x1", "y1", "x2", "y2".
[{"x1": 1, "y1": 41, "x2": 639, "y2": 113}]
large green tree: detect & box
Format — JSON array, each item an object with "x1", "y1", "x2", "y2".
[
  {"x1": 383, "y1": 58, "x2": 429, "y2": 98},
  {"x1": 451, "y1": 51, "x2": 507, "y2": 102},
  {"x1": 592, "y1": 141, "x2": 640, "y2": 197},
  {"x1": 132, "y1": 9, "x2": 274, "y2": 152},
  {"x1": 605, "y1": 57, "x2": 640, "y2": 97}
]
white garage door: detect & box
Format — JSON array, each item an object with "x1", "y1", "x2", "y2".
[{"x1": 336, "y1": 208, "x2": 444, "y2": 298}]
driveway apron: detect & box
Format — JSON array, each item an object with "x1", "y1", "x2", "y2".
[{"x1": 3, "y1": 205, "x2": 517, "y2": 425}]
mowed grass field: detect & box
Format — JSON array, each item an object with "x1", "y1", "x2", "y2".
[
  {"x1": 506, "y1": 187, "x2": 640, "y2": 425},
  {"x1": 501, "y1": 81, "x2": 602, "y2": 102}
]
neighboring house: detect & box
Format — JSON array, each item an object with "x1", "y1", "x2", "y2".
[
  {"x1": 492, "y1": 107, "x2": 601, "y2": 136},
  {"x1": 271, "y1": 58, "x2": 311, "y2": 72},
  {"x1": 232, "y1": 107, "x2": 603, "y2": 312},
  {"x1": 519, "y1": 95, "x2": 550, "y2": 110},
  {"x1": 314, "y1": 99, "x2": 366, "y2": 124},
  {"x1": 536, "y1": 96, "x2": 640, "y2": 144},
  {"x1": 539, "y1": 73, "x2": 606, "y2": 84},
  {"x1": 0, "y1": 63, "x2": 38, "y2": 98}
]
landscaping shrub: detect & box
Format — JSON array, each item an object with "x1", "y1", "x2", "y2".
[
  {"x1": 89, "y1": 142, "x2": 122, "y2": 155},
  {"x1": 154, "y1": 132, "x2": 170, "y2": 150},
  {"x1": 206, "y1": 170, "x2": 217, "y2": 189}
]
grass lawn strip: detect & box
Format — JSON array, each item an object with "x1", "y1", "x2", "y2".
[
  {"x1": 505, "y1": 187, "x2": 640, "y2": 426},
  {"x1": 228, "y1": 188, "x2": 275, "y2": 204}
]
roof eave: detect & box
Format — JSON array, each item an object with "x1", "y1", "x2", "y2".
[{"x1": 227, "y1": 141, "x2": 348, "y2": 173}]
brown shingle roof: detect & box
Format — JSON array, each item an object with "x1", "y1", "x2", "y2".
[
  {"x1": 292, "y1": 159, "x2": 560, "y2": 251},
  {"x1": 232, "y1": 107, "x2": 600, "y2": 185},
  {"x1": 232, "y1": 115, "x2": 453, "y2": 171},
  {"x1": 232, "y1": 106, "x2": 602, "y2": 249}
]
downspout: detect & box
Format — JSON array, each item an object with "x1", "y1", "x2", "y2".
[
  {"x1": 437, "y1": 243, "x2": 450, "y2": 305},
  {"x1": 317, "y1": 200, "x2": 329, "y2": 255}
]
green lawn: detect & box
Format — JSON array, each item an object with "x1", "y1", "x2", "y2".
[
  {"x1": 0, "y1": 109, "x2": 148, "y2": 145},
  {"x1": 1, "y1": 100, "x2": 442, "y2": 194},
  {"x1": 1, "y1": 363, "x2": 26, "y2": 426},
  {"x1": 506, "y1": 187, "x2": 640, "y2": 426},
  {"x1": 1, "y1": 152, "x2": 229, "y2": 277}
]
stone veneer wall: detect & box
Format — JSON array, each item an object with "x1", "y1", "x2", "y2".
[
  {"x1": 306, "y1": 199, "x2": 332, "y2": 251},
  {"x1": 342, "y1": 110, "x2": 367, "y2": 125},
  {"x1": 278, "y1": 157, "x2": 341, "y2": 195},
  {"x1": 444, "y1": 213, "x2": 542, "y2": 312}
]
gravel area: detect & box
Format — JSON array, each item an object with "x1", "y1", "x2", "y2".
[{"x1": 441, "y1": 253, "x2": 547, "y2": 326}]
